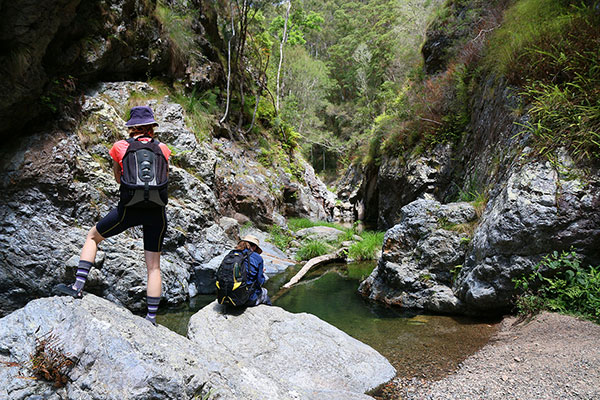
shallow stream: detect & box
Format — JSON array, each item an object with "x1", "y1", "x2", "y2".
[{"x1": 158, "y1": 262, "x2": 500, "y2": 379}]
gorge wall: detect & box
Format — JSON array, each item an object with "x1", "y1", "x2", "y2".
[
  {"x1": 0, "y1": 0, "x2": 336, "y2": 316},
  {"x1": 352, "y1": 1, "x2": 600, "y2": 315},
  {"x1": 0, "y1": 0, "x2": 224, "y2": 139}
]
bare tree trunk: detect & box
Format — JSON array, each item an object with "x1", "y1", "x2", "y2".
[
  {"x1": 245, "y1": 47, "x2": 270, "y2": 135},
  {"x1": 245, "y1": 90, "x2": 260, "y2": 134},
  {"x1": 282, "y1": 248, "x2": 348, "y2": 289},
  {"x1": 276, "y1": 0, "x2": 291, "y2": 111},
  {"x1": 236, "y1": 0, "x2": 249, "y2": 132},
  {"x1": 220, "y1": 5, "x2": 236, "y2": 124}
]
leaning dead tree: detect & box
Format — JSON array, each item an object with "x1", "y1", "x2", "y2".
[{"x1": 282, "y1": 247, "x2": 348, "y2": 289}]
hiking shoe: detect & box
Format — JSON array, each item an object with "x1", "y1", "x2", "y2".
[
  {"x1": 55, "y1": 283, "x2": 83, "y2": 299},
  {"x1": 145, "y1": 315, "x2": 157, "y2": 326}
]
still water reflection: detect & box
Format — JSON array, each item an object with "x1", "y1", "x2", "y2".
[{"x1": 158, "y1": 262, "x2": 500, "y2": 379}]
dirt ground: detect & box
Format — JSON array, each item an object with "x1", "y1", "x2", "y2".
[{"x1": 378, "y1": 312, "x2": 600, "y2": 400}]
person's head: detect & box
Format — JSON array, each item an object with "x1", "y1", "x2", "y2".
[
  {"x1": 125, "y1": 106, "x2": 158, "y2": 138},
  {"x1": 236, "y1": 234, "x2": 263, "y2": 254}
]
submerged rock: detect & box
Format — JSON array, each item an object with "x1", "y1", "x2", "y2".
[
  {"x1": 0, "y1": 295, "x2": 393, "y2": 400},
  {"x1": 188, "y1": 302, "x2": 396, "y2": 398}
]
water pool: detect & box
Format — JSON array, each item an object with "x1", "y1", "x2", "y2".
[{"x1": 157, "y1": 262, "x2": 500, "y2": 379}]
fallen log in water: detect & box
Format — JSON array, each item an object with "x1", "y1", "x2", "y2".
[{"x1": 282, "y1": 247, "x2": 348, "y2": 289}]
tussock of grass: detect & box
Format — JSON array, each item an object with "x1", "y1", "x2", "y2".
[
  {"x1": 296, "y1": 240, "x2": 331, "y2": 261},
  {"x1": 485, "y1": 1, "x2": 600, "y2": 162},
  {"x1": 348, "y1": 231, "x2": 385, "y2": 261},
  {"x1": 287, "y1": 218, "x2": 345, "y2": 232},
  {"x1": 483, "y1": 0, "x2": 574, "y2": 77},
  {"x1": 154, "y1": 1, "x2": 196, "y2": 65},
  {"x1": 268, "y1": 225, "x2": 294, "y2": 250},
  {"x1": 170, "y1": 89, "x2": 219, "y2": 141}
]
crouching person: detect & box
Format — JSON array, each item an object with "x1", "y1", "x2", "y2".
[{"x1": 216, "y1": 235, "x2": 272, "y2": 309}]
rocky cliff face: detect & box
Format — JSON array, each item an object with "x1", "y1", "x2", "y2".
[
  {"x1": 357, "y1": 4, "x2": 600, "y2": 314},
  {"x1": 0, "y1": 0, "x2": 220, "y2": 138},
  {"x1": 0, "y1": 81, "x2": 334, "y2": 317},
  {"x1": 359, "y1": 69, "x2": 600, "y2": 314}
]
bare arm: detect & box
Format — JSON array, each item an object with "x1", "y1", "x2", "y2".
[{"x1": 113, "y1": 160, "x2": 122, "y2": 183}]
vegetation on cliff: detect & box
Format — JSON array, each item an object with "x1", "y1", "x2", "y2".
[{"x1": 514, "y1": 250, "x2": 600, "y2": 323}]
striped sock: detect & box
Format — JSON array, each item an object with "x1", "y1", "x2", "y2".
[
  {"x1": 146, "y1": 296, "x2": 161, "y2": 325},
  {"x1": 73, "y1": 260, "x2": 93, "y2": 291}
]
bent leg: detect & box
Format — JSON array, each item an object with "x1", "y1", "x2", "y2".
[
  {"x1": 144, "y1": 250, "x2": 162, "y2": 298},
  {"x1": 71, "y1": 226, "x2": 105, "y2": 292},
  {"x1": 80, "y1": 226, "x2": 105, "y2": 263},
  {"x1": 144, "y1": 250, "x2": 162, "y2": 325},
  {"x1": 66, "y1": 206, "x2": 125, "y2": 294}
]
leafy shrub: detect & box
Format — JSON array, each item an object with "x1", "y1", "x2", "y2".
[
  {"x1": 513, "y1": 250, "x2": 600, "y2": 323},
  {"x1": 268, "y1": 225, "x2": 294, "y2": 250},
  {"x1": 296, "y1": 240, "x2": 331, "y2": 261},
  {"x1": 348, "y1": 231, "x2": 385, "y2": 261}
]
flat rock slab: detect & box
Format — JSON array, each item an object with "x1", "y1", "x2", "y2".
[
  {"x1": 0, "y1": 295, "x2": 233, "y2": 400},
  {"x1": 295, "y1": 226, "x2": 347, "y2": 242},
  {"x1": 188, "y1": 302, "x2": 396, "y2": 398}
]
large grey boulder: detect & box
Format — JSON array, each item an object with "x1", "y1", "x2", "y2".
[
  {"x1": 283, "y1": 161, "x2": 335, "y2": 220},
  {"x1": 0, "y1": 295, "x2": 236, "y2": 400},
  {"x1": 0, "y1": 82, "x2": 225, "y2": 315},
  {"x1": 0, "y1": 295, "x2": 393, "y2": 399},
  {"x1": 377, "y1": 145, "x2": 452, "y2": 229},
  {"x1": 361, "y1": 154, "x2": 600, "y2": 315},
  {"x1": 188, "y1": 302, "x2": 396, "y2": 399},
  {"x1": 455, "y1": 153, "x2": 600, "y2": 311},
  {"x1": 359, "y1": 199, "x2": 475, "y2": 313}
]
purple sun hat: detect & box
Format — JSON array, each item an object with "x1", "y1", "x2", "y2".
[{"x1": 125, "y1": 106, "x2": 159, "y2": 127}]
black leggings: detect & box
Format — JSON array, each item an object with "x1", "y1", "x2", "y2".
[{"x1": 96, "y1": 204, "x2": 167, "y2": 252}]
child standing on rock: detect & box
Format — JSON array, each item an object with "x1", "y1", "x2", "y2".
[{"x1": 56, "y1": 106, "x2": 171, "y2": 325}]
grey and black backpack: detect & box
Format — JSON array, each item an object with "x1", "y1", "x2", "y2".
[{"x1": 120, "y1": 136, "x2": 169, "y2": 207}]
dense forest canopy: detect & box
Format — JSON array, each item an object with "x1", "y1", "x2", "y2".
[
  {"x1": 182, "y1": 0, "x2": 442, "y2": 176},
  {"x1": 156, "y1": 0, "x2": 599, "y2": 180}
]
